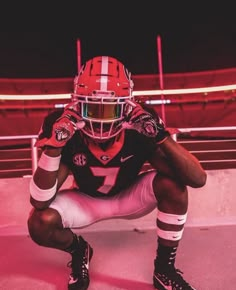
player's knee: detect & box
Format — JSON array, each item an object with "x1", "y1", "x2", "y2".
[
  {"x1": 27, "y1": 208, "x2": 62, "y2": 245},
  {"x1": 153, "y1": 174, "x2": 188, "y2": 205}
]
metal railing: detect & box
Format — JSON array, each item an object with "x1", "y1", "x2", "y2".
[
  {"x1": 0, "y1": 126, "x2": 236, "y2": 175},
  {"x1": 0, "y1": 134, "x2": 38, "y2": 173}
]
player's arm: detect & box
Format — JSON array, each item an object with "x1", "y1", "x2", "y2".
[
  {"x1": 30, "y1": 147, "x2": 70, "y2": 209},
  {"x1": 123, "y1": 100, "x2": 207, "y2": 188},
  {"x1": 29, "y1": 103, "x2": 84, "y2": 210},
  {"x1": 149, "y1": 136, "x2": 207, "y2": 188}
]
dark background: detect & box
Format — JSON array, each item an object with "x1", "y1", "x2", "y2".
[{"x1": 0, "y1": 1, "x2": 235, "y2": 78}]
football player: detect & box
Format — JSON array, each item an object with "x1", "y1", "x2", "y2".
[{"x1": 28, "y1": 56, "x2": 207, "y2": 290}]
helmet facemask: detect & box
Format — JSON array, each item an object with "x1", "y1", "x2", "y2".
[{"x1": 73, "y1": 90, "x2": 133, "y2": 140}]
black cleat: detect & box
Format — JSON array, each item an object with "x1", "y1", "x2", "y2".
[
  {"x1": 153, "y1": 263, "x2": 196, "y2": 290},
  {"x1": 67, "y1": 236, "x2": 93, "y2": 290}
]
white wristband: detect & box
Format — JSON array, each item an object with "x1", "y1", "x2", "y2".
[
  {"x1": 30, "y1": 178, "x2": 58, "y2": 201},
  {"x1": 38, "y1": 152, "x2": 61, "y2": 171}
]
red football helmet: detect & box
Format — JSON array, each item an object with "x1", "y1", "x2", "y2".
[{"x1": 72, "y1": 56, "x2": 134, "y2": 140}]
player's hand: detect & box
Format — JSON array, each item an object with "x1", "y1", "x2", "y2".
[
  {"x1": 36, "y1": 103, "x2": 85, "y2": 148},
  {"x1": 123, "y1": 100, "x2": 170, "y2": 143}
]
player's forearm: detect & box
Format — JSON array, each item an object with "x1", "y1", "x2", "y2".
[
  {"x1": 30, "y1": 147, "x2": 62, "y2": 209},
  {"x1": 34, "y1": 147, "x2": 62, "y2": 187},
  {"x1": 159, "y1": 136, "x2": 207, "y2": 188}
]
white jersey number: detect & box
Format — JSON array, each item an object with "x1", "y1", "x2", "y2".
[{"x1": 90, "y1": 167, "x2": 120, "y2": 194}]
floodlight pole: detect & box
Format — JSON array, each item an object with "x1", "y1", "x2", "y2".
[
  {"x1": 77, "y1": 39, "x2": 81, "y2": 74},
  {"x1": 157, "y1": 35, "x2": 166, "y2": 124}
]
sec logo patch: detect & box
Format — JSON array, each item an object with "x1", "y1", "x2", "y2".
[{"x1": 73, "y1": 153, "x2": 87, "y2": 166}]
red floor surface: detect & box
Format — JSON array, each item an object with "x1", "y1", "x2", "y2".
[{"x1": 0, "y1": 225, "x2": 235, "y2": 290}]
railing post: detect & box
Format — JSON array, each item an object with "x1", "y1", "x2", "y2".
[{"x1": 31, "y1": 138, "x2": 38, "y2": 174}]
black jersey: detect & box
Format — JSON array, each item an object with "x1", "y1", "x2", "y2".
[{"x1": 38, "y1": 110, "x2": 158, "y2": 197}]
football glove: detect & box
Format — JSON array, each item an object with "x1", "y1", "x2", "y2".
[
  {"x1": 35, "y1": 103, "x2": 85, "y2": 148},
  {"x1": 123, "y1": 101, "x2": 170, "y2": 144}
]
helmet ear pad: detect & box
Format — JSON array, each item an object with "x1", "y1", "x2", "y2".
[{"x1": 72, "y1": 56, "x2": 134, "y2": 140}]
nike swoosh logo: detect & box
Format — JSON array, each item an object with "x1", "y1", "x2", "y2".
[
  {"x1": 154, "y1": 274, "x2": 172, "y2": 289},
  {"x1": 68, "y1": 275, "x2": 78, "y2": 284},
  {"x1": 84, "y1": 247, "x2": 90, "y2": 270},
  {"x1": 84, "y1": 262, "x2": 89, "y2": 270},
  {"x1": 120, "y1": 155, "x2": 134, "y2": 162}
]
